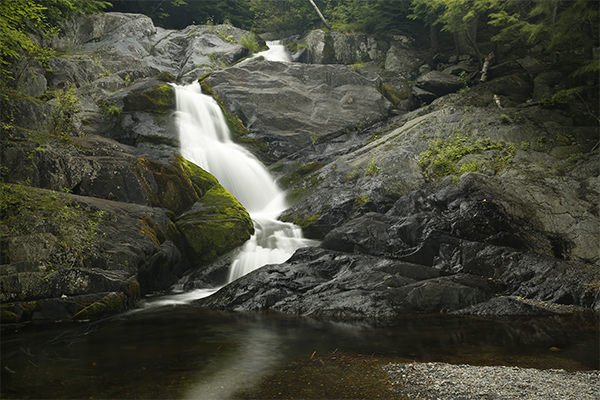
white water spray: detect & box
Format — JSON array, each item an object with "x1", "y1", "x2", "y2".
[
  {"x1": 174, "y1": 55, "x2": 316, "y2": 282},
  {"x1": 239, "y1": 40, "x2": 292, "y2": 65}
]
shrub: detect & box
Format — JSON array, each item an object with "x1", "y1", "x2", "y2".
[
  {"x1": 539, "y1": 87, "x2": 582, "y2": 108},
  {"x1": 352, "y1": 61, "x2": 364, "y2": 72},
  {"x1": 240, "y1": 33, "x2": 259, "y2": 54},
  {"x1": 365, "y1": 157, "x2": 381, "y2": 176},
  {"x1": 419, "y1": 133, "x2": 516, "y2": 180},
  {"x1": 51, "y1": 85, "x2": 79, "y2": 138}
]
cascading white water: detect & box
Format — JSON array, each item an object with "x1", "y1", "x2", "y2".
[
  {"x1": 253, "y1": 40, "x2": 292, "y2": 63},
  {"x1": 239, "y1": 40, "x2": 292, "y2": 65},
  {"x1": 174, "y1": 72, "x2": 316, "y2": 283}
]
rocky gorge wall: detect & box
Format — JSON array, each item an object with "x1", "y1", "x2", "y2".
[{"x1": 1, "y1": 12, "x2": 599, "y2": 327}]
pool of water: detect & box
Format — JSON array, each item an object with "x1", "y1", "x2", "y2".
[{"x1": 2, "y1": 296, "x2": 598, "y2": 399}]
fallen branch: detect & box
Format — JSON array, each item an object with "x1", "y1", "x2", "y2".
[
  {"x1": 480, "y1": 52, "x2": 495, "y2": 83},
  {"x1": 494, "y1": 94, "x2": 503, "y2": 108}
]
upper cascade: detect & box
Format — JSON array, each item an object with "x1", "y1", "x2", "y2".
[
  {"x1": 175, "y1": 83, "x2": 285, "y2": 215},
  {"x1": 174, "y1": 82, "x2": 317, "y2": 283}
]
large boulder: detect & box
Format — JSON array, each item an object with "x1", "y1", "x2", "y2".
[
  {"x1": 204, "y1": 61, "x2": 392, "y2": 155},
  {"x1": 415, "y1": 71, "x2": 463, "y2": 98},
  {"x1": 198, "y1": 166, "x2": 599, "y2": 318},
  {"x1": 199, "y1": 246, "x2": 498, "y2": 318},
  {"x1": 384, "y1": 37, "x2": 427, "y2": 79},
  {"x1": 298, "y1": 30, "x2": 388, "y2": 65}
]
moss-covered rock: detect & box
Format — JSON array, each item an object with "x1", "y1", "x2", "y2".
[
  {"x1": 71, "y1": 292, "x2": 129, "y2": 321},
  {"x1": 123, "y1": 84, "x2": 175, "y2": 113},
  {"x1": 136, "y1": 154, "x2": 220, "y2": 215},
  {"x1": 176, "y1": 184, "x2": 254, "y2": 266},
  {"x1": 136, "y1": 153, "x2": 254, "y2": 268},
  {"x1": 380, "y1": 83, "x2": 412, "y2": 109},
  {"x1": 280, "y1": 162, "x2": 325, "y2": 189}
]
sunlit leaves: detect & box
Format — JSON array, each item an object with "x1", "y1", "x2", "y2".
[{"x1": 0, "y1": 0, "x2": 109, "y2": 85}]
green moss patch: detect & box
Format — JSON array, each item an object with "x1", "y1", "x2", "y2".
[
  {"x1": 136, "y1": 154, "x2": 220, "y2": 215},
  {"x1": 380, "y1": 83, "x2": 411, "y2": 108},
  {"x1": 71, "y1": 292, "x2": 129, "y2": 321},
  {"x1": 123, "y1": 84, "x2": 175, "y2": 113},
  {"x1": 280, "y1": 162, "x2": 325, "y2": 189},
  {"x1": 176, "y1": 184, "x2": 253, "y2": 265},
  {"x1": 418, "y1": 133, "x2": 517, "y2": 180}
]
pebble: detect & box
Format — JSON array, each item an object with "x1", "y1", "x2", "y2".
[{"x1": 382, "y1": 362, "x2": 600, "y2": 400}]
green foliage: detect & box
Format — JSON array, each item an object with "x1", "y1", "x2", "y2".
[
  {"x1": 419, "y1": 132, "x2": 516, "y2": 180},
  {"x1": 247, "y1": 0, "x2": 321, "y2": 32},
  {"x1": 326, "y1": 0, "x2": 417, "y2": 35},
  {"x1": 0, "y1": 183, "x2": 110, "y2": 255},
  {"x1": 489, "y1": 0, "x2": 599, "y2": 52},
  {"x1": 351, "y1": 61, "x2": 364, "y2": 72},
  {"x1": 457, "y1": 71, "x2": 470, "y2": 94},
  {"x1": 355, "y1": 194, "x2": 369, "y2": 206},
  {"x1": 98, "y1": 100, "x2": 122, "y2": 117},
  {"x1": 51, "y1": 85, "x2": 78, "y2": 138},
  {"x1": 365, "y1": 156, "x2": 381, "y2": 176},
  {"x1": 539, "y1": 87, "x2": 583, "y2": 108},
  {"x1": 0, "y1": 0, "x2": 109, "y2": 86},
  {"x1": 0, "y1": 183, "x2": 28, "y2": 222},
  {"x1": 111, "y1": 0, "x2": 254, "y2": 30},
  {"x1": 84, "y1": 210, "x2": 105, "y2": 245},
  {"x1": 239, "y1": 33, "x2": 259, "y2": 54}
]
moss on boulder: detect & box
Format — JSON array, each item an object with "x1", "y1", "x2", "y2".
[
  {"x1": 137, "y1": 153, "x2": 253, "y2": 267},
  {"x1": 136, "y1": 154, "x2": 218, "y2": 215},
  {"x1": 176, "y1": 183, "x2": 254, "y2": 265},
  {"x1": 71, "y1": 292, "x2": 130, "y2": 321},
  {"x1": 123, "y1": 84, "x2": 175, "y2": 113}
]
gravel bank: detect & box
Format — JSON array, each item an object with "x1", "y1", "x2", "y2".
[{"x1": 383, "y1": 362, "x2": 600, "y2": 400}]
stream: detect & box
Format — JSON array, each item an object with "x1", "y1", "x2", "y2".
[{"x1": 1, "y1": 301, "x2": 598, "y2": 399}]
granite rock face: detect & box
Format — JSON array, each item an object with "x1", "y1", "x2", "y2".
[{"x1": 205, "y1": 61, "x2": 392, "y2": 155}]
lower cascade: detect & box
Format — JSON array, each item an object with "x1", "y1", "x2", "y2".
[{"x1": 174, "y1": 83, "x2": 316, "y2": 283}]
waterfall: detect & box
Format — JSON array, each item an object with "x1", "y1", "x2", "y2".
[
  {"x1": 252, "y1": 40, "x2": 292, "y2": 63},
  {"x1": 174, "y1": 81, "x2": 316, "y2": 283},
  {"x1": 239, "y1": 40, "x2": 292, "y2": 65}
]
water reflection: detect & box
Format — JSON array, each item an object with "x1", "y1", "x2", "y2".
[{"x1": 1, "y1": 305, "x2": 598, "y2": 399}]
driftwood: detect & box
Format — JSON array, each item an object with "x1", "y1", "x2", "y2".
[{"x1": 480, "y1": 52, "x2": 495, "y2": 83}]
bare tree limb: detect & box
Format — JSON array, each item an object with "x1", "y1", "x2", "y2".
[{"x1": 309, "y1": 0, "x2": 331, "y2": 30}]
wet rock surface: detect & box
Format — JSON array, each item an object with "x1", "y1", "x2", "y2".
[
  {"x1": 205, "y1": 61, "x2": 392, "y2": 155},
  {"x1": 2, "y1": 12, "x2": 599, "y2": 324}
]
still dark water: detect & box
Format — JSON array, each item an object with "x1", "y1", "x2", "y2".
[{"x1": 2, "y1": 292, "x2": 598, "y2": 399}]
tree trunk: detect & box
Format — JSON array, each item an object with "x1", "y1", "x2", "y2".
[
  {"x1": 309, "y1": 0, "x2": 331, "y2": 30},
  {"x1": 429, "y1": 13, "x2": 439, "y2": 50},
  {"x1": 453, "y1": 18, "x2": 480, "y2": 61}
]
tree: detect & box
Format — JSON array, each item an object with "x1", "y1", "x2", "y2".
[
  {"x1": 309, "y1": 0, "x2": 331, "y2": 30},
  {"x1": 411, "y1": 0, "x2": 501, "y2": 58},
  {"x1": 489, "y1": 0, "x2": 599, "y2": 51},
  {"x1": 0, "y1": 0, "x2": 109, "y2": 86}
]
